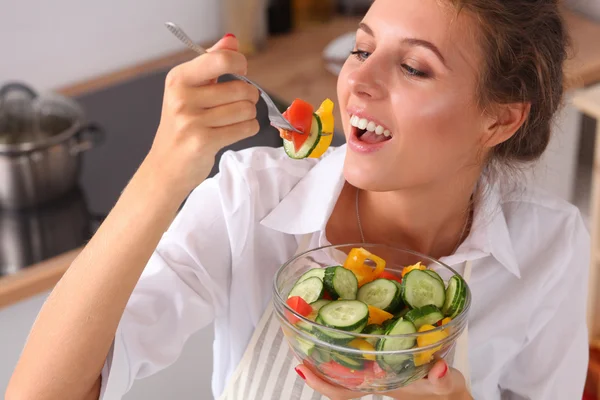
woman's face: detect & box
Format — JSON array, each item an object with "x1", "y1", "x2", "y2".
[{"x1": 338, "y1": 0, "x2": 489, "y2": 192}]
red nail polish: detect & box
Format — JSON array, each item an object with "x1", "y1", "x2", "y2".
[
  {"x1": 295, "y1": 367, "x2": 306, "y2": 380},
  {"x1": 223, "y1": 33, "x2": 236, "y2": 39},
  {"x1": 438, "y1": 363, "x2": 448, "y2": 379}
]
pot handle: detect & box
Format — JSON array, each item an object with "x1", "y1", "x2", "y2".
[
  {"x1": 0, "y1": 81, "x2": 38, "y2": 101},
  {"x1": 70, "y1": 122, "x2": 105, "y2": 155}
]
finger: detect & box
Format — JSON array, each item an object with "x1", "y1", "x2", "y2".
[
  {"x1": 168, "y1": 49, "x2": 248, "y2": 87},
  {"x1": 427, "y1": 360, "x2": 454, "y2": 394},
  {"x1": 209, "y1": 118, "x2": 260, "y2": 149},
  {"x1": 192, "y1": 80, "x2": 259, "y2": 109},
  {"x1": 201, "y1": 100, "x2": 257, "y2": 128},
  {"x1": 294, "y1": 364, "x2": 362, "y2": 400},
  {"x1": 207, "y1": 33, "x2": 239, "y2": 52}
]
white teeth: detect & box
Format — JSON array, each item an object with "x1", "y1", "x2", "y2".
[{"x1": 350, "y1": 114, "x2": 392, "y2": 137}]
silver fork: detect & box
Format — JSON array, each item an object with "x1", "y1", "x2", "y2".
[{"x1": 165, "y1": 22, "x2": 303, "y2": 134}]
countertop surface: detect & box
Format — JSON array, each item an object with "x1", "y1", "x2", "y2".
[{"x1": 2, "y1": 10, "x2": 600, "y2": 309}]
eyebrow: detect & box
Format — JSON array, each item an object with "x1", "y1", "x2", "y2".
[{"x1": 358, "y1": 22, "x2": 449, "y2": 69}]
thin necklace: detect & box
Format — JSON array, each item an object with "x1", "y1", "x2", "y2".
[{"x1": 355, "y1": 188, "x2": 471, "y2": 255}]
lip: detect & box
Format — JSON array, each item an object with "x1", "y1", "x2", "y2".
[
  {"x1": 346, "y1": 106, "x2": 393, "y2": 135},
  {"x1": 347, "y1": 126, "x2": 391, "y2": 154}
]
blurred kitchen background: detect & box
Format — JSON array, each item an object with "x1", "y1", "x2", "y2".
[{"x1": 2, "y1": 0, "x2": 600, "y2": 399}]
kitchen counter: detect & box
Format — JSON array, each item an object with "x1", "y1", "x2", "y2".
[{"x1": 2, "y1": 10, "x2": 600, "y2": 309}]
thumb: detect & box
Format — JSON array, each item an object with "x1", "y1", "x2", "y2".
[
  {"x1": 207, "y1": 33, "x2": 239, "y2": 52},
  {"x1": 427, "y1": 360, "x2": 454, "y2": 394}
]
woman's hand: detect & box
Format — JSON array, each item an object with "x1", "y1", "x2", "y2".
[
  {"x1": 145, "y1": 34, "x2": 260, "y2": 198},
  {"x1": 295, "y1": 360, "x2": 472, "y2": 400}
]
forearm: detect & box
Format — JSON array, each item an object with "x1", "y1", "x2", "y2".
[{"x1": 7, "y1": 158, "x2": 188, "y2": 400}]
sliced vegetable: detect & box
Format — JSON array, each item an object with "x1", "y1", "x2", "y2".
[
  {"x1": 282, "y1": 113, "x2": 322, "y2": 159},
  {"x1": 288, "y1": 276, "x2": 324, "y2": 304},
  {"x1": 297, "y1": 268, "x2": 325, "y2": 284},
  {"x1": 296, "y1": 336, "x2": 316, "y2": 357},
  {"x1": 343, "y1": 247, "x2": 387, "y2": 286},
  {"x1": 379, "y1": 270, "x2": 402, "y2": 283},
  {"x1": 324, "y1": 266, "x2": 358, "y2": 300},
  {"x1": 424, "y1": 269, "x2": 444, "y2": 284},
  {"x1": 442, "y1": 275, "x2": 467, "y2": 318},
  {"x1": 317, "y1": 300, "x2": 369, "y2": 332},
  {"x1": 377, "y1": 318, "x2": 417, "y2": 371},
  {"x1": 404, "y1": 305, "x2": 444, "y2": 330},
  {"x1": 285, "y1": 296, "x2": 313, "y2": 324},
  {"x1": 309, "y1": 98, "x2": 334, "y2": 158},
  {"x1": 357, "y1": 279, "x2": 402, "y2": 312},
  {"x1": 319, "y1": 360, "x2": 365, "y2": 388},
  {"x1": 348, "y1": 338, "x2": 376, "y2": 361},
  {"x1": 413, "y1": 324, "x2": 448, "y2": 366},
  {"x1": 367, "y1": 305, "x2": 394, "y2": 326},
  {"x1": 310, "y1": 299, "x2": 332, "y2": 312},
  {"x1": 402, "y1": 262, "x2": 426, "y2": 278},
  {"x1": 280, "y1": 98, "x2": 314, "y2": 150},
  {"x1": 401, "y1": 269, "x2": 446, "y2": 309},
  {"x1": 362, "y1": 324, "x2": 386, "y2": 346}
]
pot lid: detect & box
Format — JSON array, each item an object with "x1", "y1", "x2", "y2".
[{"x1": 0, "y1": 81, "x2": 84, "y2": 146}]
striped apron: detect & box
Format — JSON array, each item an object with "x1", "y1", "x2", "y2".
[{"x1": 218, "y1": 235, "x2": 473, "y2": 400}]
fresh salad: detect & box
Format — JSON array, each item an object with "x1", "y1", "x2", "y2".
[
  {"x1": 283, "y1": 247, "x2": 467, "y2": 387},
  {"x1": 277, "y1": 98, "x2": 335, "y2": 159}
]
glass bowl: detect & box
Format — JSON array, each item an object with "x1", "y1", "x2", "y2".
[{"x1": 272, "y1": 243, "x2": 471, "y2": 393}]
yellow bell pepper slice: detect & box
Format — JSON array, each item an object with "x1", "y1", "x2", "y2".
[
  {"x1": 343, "y1": 247, "x2": 387, "y2": 287},
  {"x1": 309, "y1": 98, "x2": 334, "y2": 158},
  {"x1": 401, "y1": 261, "x2": 426, "y2": 278},
  {"x1": 349, "y1": 338, "x2": 376, "y2": 361},
  {"x1": 441, "y1": 317, "x2": 452, "y2": 326},
  {"x1": 413, "y1": 324, "x2": 449, "y2": 367},
  {"x1": 367, "y1": 305, "x2": 394, "y2": 326}
]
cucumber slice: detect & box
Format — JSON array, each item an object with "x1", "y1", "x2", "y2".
[
  {"x1": 357, "y1": 278, "x2": 402, "y2": 312},
  {"x1": 283, "y1": 113, "x2": 322, "y2": 159},
  {"x1": 404, "y1": 305, "x2": 444, "y2": 329},
  {"x1": 332, "y1": 351, "x2": 365, "y2": 370},
  {"x1": 288, "y1": 276, "x2": 324, "y2": 304},
  {"x1": 296, "y1": 336, "x2": 315, "y2": 357},
  {"x1": 318, "y1": 300, "x2": 369, "y2": 332},
  {"x1": 424, "y1": 269, "x2": 444, "y2": 284},
  {"x1": 314, "y1": 316, "x2": 356, "y2": 343},
  {"x1": 442, "y1": 275, "x2": 467, "y2": 317},
  {"x1": 310, "y1": 299, "x2": 331, "y2": 312},
  {"x1": 377, "y1": 318, "x2": 417, "y2": 371},
  {"x1": 324, "y1": 266, "x2": 358, "y2": 300},
  {"x1": 395, "y1": 307, "x2": 410, "y2": 319},
  {"x1": 401, "y1": 270, "x2": 446, "y2": 309},
  {"x1": 311, "y1": 348, "x2": 332, "y2": 365},
  {"x1": 362, "y1": 324, "x2": 386, "y2": 347},
  {"x1": 297, "y1": 268, "x2": 325, "y2": 284}
]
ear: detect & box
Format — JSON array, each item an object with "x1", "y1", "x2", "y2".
[{"x1": 481, "y1": 102, "x2": 530, "y2": 148}]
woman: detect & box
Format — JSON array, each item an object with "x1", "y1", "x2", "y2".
[{"x1": 6, "y1": 0, "x2": 590, "y2": 399}]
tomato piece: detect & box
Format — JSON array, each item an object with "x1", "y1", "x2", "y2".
[
  {"x1": 285, "y1": 296, "x2": 313, "y2": 324},
  {"x1": 319, "y1": 361, "x2": 365, "y2": 388},
  {"x1": 379, "y1": 270, "x2": 402, "y2": 283},
  {"x1": 285, "y1": 99, "x2": 314, "y2": 152},
  {"x1": 278, "y1": 110, "x2": 294, "y2": 141}
]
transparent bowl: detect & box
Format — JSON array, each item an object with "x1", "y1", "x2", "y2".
[{"x1": 272, "y1": 243, "x2": 471, "y2": 393}]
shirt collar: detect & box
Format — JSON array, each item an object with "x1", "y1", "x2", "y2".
[{"x1": 260, "y1": 145, "x2": 520, "y2": 278}]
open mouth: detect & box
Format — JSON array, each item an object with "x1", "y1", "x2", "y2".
[{"x1": 350, "y1": 115, "x2": 392, "y2": 144}]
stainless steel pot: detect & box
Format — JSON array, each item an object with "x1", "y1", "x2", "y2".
[
  {"x1": 0, "y1": 187, "x2": 92, "y2": 275},
  {"x1": 0, "y1": 82, "x2": 104, "y2": 210}
]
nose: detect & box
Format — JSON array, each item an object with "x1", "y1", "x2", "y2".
[{"x1": 347, "y1": 58, "x2": 388, "y2": 100}]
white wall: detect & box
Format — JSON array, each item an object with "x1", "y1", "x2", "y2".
[
  {"x1": 0, "y1": 291, "x2": 214, "y2": 399},
  {"x1": 0, "y1": 0, "x2": 222, "y2": 91}
]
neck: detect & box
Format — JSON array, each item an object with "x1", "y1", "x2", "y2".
[{"x1": 357, "y1": 172, "x2": 479, "y2": 258}]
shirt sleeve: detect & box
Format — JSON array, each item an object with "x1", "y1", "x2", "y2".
[
  {"x1": 99, "y1": 171, "x2": 238, "y2": 399},
  {"x1": 498, "y1": 211, "x2": 590, "y2": 399}
]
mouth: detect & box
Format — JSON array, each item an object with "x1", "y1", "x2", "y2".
[{"x1": 349, "y1": 114, "x2": 393, "y2": 144}]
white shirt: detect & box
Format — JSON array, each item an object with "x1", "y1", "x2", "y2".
[{"x1": 100, "y1": 145, "x2": 590, "y2": 400}]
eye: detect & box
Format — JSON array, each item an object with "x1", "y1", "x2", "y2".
[
  {"x1": 402, "y1": 64, "x2": 428, "y2": 78},
  {"x1": 350, "y1": 49, "x2": 370, "y2": 62}
]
